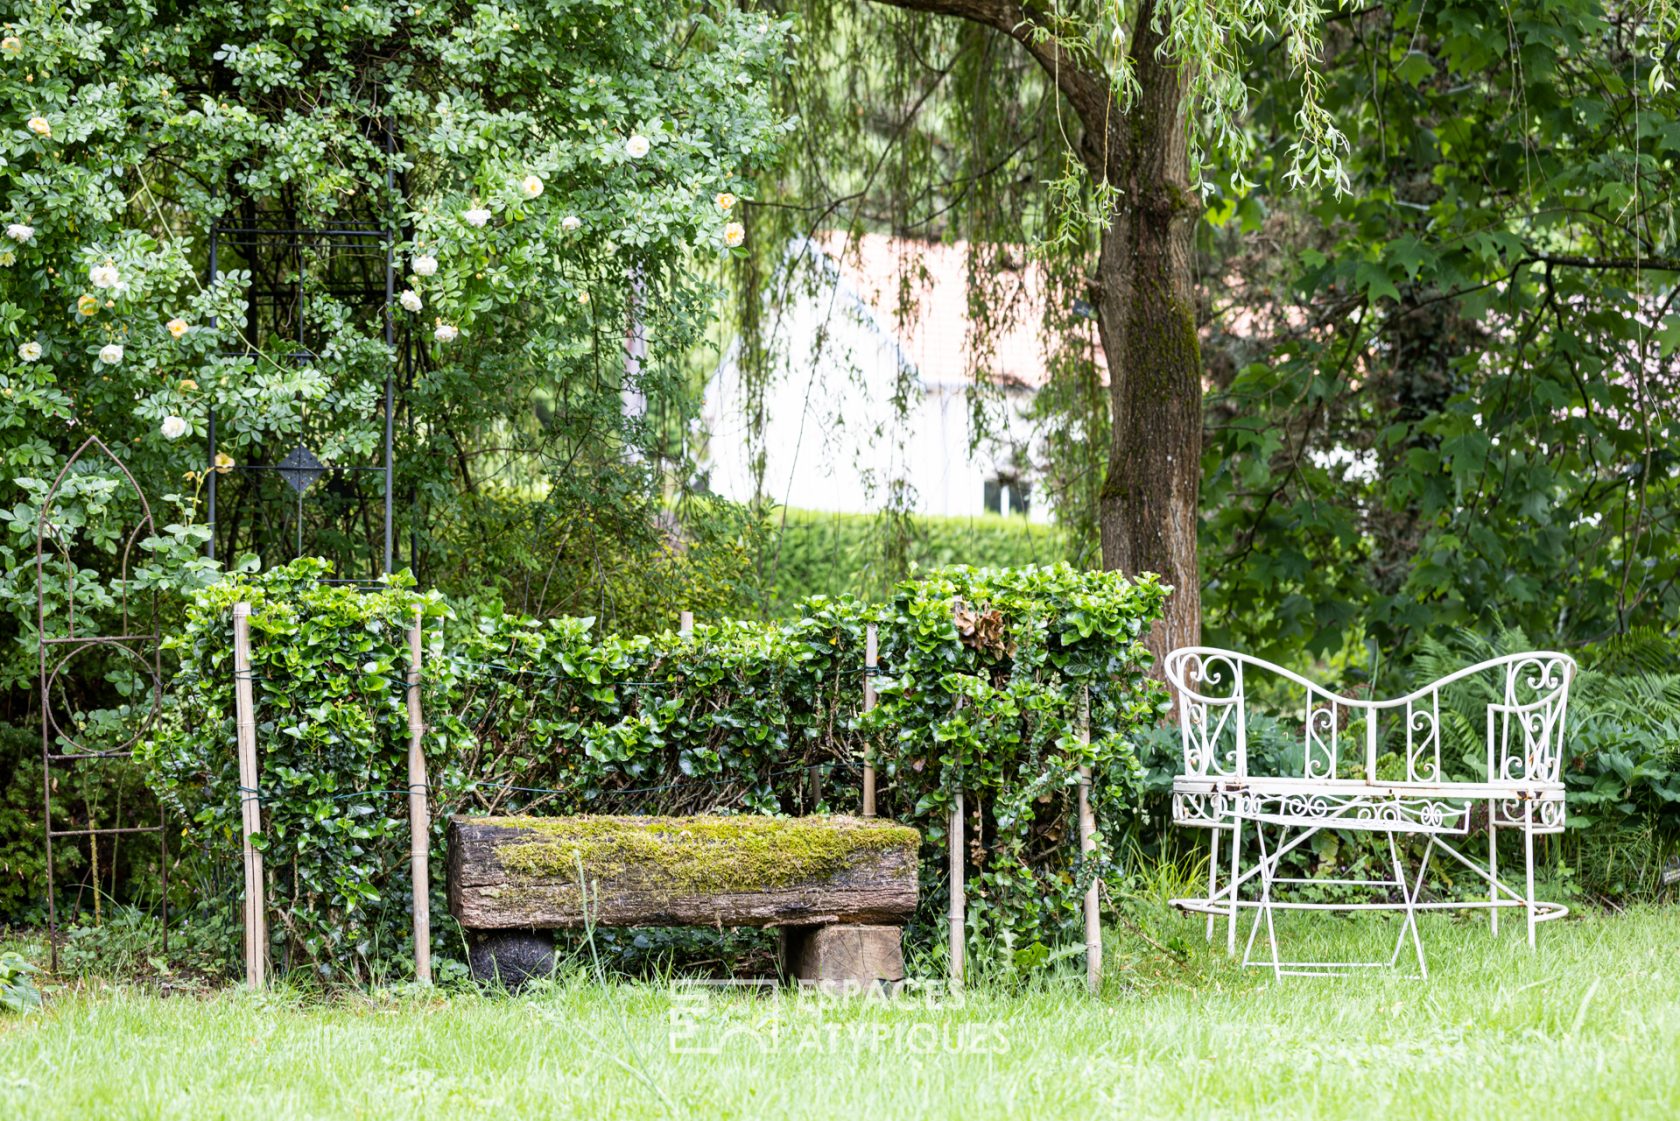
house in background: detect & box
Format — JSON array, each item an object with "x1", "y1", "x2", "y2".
[{"x1": 701, "y1": 233, "x2": 1093, "y2": 525}]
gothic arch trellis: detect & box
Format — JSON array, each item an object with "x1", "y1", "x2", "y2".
[{"x1": 35, "y1": 435, "x2": 168, "y2": 970}]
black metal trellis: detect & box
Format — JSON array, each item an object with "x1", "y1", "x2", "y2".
[
  {"x1": 35, "y1": 436, "x2": 168, "y2": 971},
  {"x1": 204, "y1": 125, "x2": 408, "y2": 581}
]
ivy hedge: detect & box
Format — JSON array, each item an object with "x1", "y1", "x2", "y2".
[{"x1": 140, "y1": 558, "x2": 1168, "y2": 983}]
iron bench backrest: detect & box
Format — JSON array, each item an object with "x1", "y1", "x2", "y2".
[{"x1": 1162, "y1": 648, "x2": 1576, "y2": 787}]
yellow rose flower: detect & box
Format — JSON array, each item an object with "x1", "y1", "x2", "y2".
[
  {"x1": 167, "y1": 317, "x2": 191, "y2": 339},
  {"x1": 716, "y1": 192, "x2": 737, "y2": 211},
  {"x1": 214, "y1": 452, "x2": 235, "y2": 474},
  {"x1": 178, "y1": 378, "x2": 198, "y2": 392},
  {"x1": 76, "y1": 294, "x2": 98, "y2": 317},
  {"x1": 26, "y1": 115, "x2": 49, "y2": 137},
  {"x1": 723, "y1": 222, "x2": 746, "y2": 249}
]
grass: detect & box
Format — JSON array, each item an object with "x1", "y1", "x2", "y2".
[{"x1": 1, "y1": 906, "x2": 1677, "y2": 1120}]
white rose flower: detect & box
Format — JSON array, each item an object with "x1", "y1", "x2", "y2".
[
  {"x1": 625, "y1": 134, "x2": 651, "y2": 159},
  {"x1": 6, "y1": 223, "x2": 34, "y2": 242},
  {"x1": 411, "y1": 254, "x2": 438, "y2": 277},
  {"x1": 520, "y1": 174, "x2": 544, "y2": 199},
  {"x1": 89, "y1": 262, "x2": 120, "y2": 289},
  {"x1": 17, "y1": 341, "x2": 42, "y2": 362},
  {"x1": 561, "y1": 214, "x2": 582, "y2": 232},
  {"x1": 463, "y1": 207, "x2": 492, "y2": 228},
  {"x1": 0, "y1": 36, "x2": 22, "y2": 57},
  {"x1": 26, "y1": 116, "x2": 49, "y2": 138},
  {"x1": 434, "y1": 323, "x2": 459, "y2": 343},
  {"x1": 723, "y1": 222, "x2": 746, "y2": 249},
  {"x1": 160, "y1": 415, "x2": 189, "y2": 441},
  {"x1": 98, "y1": 343, "x2": 123, "y2": 365},
  {"x1": 399, "y1": 289, "x2": 423, "y2": 312}
]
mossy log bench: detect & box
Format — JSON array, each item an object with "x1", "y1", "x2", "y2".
[{"x1": 448, "y1": 814, "x2": 920, "y2": 989}]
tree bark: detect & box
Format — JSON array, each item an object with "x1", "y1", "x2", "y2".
[
  {"x1": 865, "y1": 0, "x2": 1203, "y2": 659},
  {"x1": 1089, "y1": 3, "x2": 1203, "y2": 659}
]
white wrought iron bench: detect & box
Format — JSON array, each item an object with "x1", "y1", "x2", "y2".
[{"x1": 1163, "y1": 647, "x2": 1575, "y2": 978}]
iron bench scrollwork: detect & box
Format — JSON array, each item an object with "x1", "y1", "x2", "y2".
[{"x1": 1164, "y1": 647, "x2": 1574, "y2": 978}]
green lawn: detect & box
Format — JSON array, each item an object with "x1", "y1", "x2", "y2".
[{"x1": 2, "y1": 907, "x2": 1676, "y2": 1120}]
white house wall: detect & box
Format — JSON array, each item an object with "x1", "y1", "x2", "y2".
[{"x1": 701, "y1": 240, "x2": 1051, "y2": 524}]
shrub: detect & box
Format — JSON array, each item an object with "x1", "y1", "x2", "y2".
[
  {"x1": 869, "y1": 565, "x2": 1169, "y2": 967},
  {"x1": 427, "y1": 477, "x2": 771, "y2": 635},
  {"x1": 141, "y1": 557, "x2": 1167, "y2": 983},
  {"x1": 0, "y1": 723, "x2": 47, "y2": 925},
  {"x1": 762, "y1": 507, "x2": 1068, "y2": 613},
  {"x1": 139, "y1": 560, "x2": 451, "y2": 984},
  {"x1": 0, "y1": 949, "x2": 39, "y2": 1014}
]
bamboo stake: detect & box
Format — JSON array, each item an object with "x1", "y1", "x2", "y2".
[
  {"x1": 406, "y1": 609, "x2": 432, "y2": 986},
  {"x1": 1078, "y1": 688, "x2": 1101, "y2": 995},
  {"x1": 949, "y1": 602, "x2": 966, "y2": 989},
  {"x1": 862, "y1": 623, "x2": 877, "y2": 817},
  {"x1": 949, "y1": 785, "x2": 965, "y2": 990},
  {"x1": 232, "y1": 602, "x2": 266, "y2": 990}
]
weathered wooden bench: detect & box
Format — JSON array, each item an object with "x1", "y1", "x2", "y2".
[{"x1": 448, "y1": 814, "x2": 920, "y2": 989}]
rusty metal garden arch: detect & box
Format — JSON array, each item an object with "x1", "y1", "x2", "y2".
[{"x1": 35, "y1": 435, "x2": 168, "y2": 970}]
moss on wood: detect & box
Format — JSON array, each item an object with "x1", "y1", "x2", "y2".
[{"x1": 488, "y1": 814, "x2": 919, "y2": 894}]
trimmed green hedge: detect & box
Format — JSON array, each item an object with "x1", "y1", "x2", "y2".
[
  {"x1": 140, "y1": 557, "x2": 1168, "y2": 983},
  {"x1": 763, "y1": 508, "x2": 1070, "y2": 613}
]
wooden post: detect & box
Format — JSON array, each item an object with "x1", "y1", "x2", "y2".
[
  {"x1": 949, "y1": 787, "x2": 964, "y2": 989},
  {"x1": 678, "y1": 610, "x2": 693, "y2": 636},
  {"x1": 1078, "y1": 688, "x2": 1101, "y2": 995},
  {"x1": 406, "y1": 609, "x2": 432, "y2": 985},
  {"x1": 232, "y1": 602, "x2": 266, "y2": 990},
  {"x1": 948, "y1": 602, "x2": 966, "y2": 989},
  {"x1": 862, "y1": 623, "x2": 877, "y2": 817}
]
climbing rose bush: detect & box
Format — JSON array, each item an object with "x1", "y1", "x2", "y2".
[{"x1": 0, "y1": 0, "x2": 794, "y2": 685}]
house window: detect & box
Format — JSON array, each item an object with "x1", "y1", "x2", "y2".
[{"x1": 984, "y1": 475, "x2": 1031, "y2": 517}]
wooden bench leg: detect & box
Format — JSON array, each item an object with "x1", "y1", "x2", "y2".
[{"x1": 781, "y1": 924, "x2": 905, "y2": 994}]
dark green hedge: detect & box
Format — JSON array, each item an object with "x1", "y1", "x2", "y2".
[{"x1": 762, "y1": 507, "x2": 1070, "y2": 613}]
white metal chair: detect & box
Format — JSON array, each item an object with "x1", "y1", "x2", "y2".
[{"x1": 1163, "y1": 647, "x2": 1574, "y2": 978}]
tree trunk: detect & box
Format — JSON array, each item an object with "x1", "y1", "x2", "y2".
[
  {"x1": 865, "y1": 0, "x2": 1205, "y2": 660},
  {"x1": 1090, "y1": 4, "x2": 1203, "y2": 660}
]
